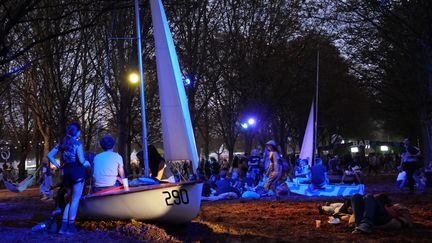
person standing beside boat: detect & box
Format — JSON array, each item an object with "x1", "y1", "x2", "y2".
[
  {"x1": 264, "y1": 140, "x2": 282, "y2": 197},
  {"x1": 92, "y1": 135, "x2": 125, "y2": 193},
  {"x1": 47, "y1": 123, "x2": 91, "y2": 235}
]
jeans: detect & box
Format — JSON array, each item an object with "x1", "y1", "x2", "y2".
[{"x1": 351, "y1": 194, "x2": 392, "y2": 227}]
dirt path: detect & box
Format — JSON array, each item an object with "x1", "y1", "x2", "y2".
[{"x1": 1, "y1": 176, "x2": 431, "y2": 242}]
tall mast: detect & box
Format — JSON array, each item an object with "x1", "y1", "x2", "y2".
[
  {"x1": 134, "y1": 0, "x2": 149, "y2": 176},
  {"x1": 312, "y1": 51, "x2": 319, "y2": 166}
]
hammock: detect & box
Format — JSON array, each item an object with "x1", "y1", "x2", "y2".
[{"x1": 2, "y1": 166, "x2": 41, "y2": 193}]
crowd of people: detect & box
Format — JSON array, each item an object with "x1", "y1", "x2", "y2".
[
  {"x1": 5, "y1": 122, "x2": 428, "y2": 236},
  {"x1": 196, "y1": 138, "x2": 431, "y2": 199}
]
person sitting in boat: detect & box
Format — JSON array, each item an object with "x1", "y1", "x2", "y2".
[
  {"x1": 311, "y1": 158, "x2": 328, "y2": 189},
  {"x1": 92, "y1": 134, "x2": 125, "y2": 193},
  {"x1": 294, "y1": 159, "x2": 311, "y2": 184},
  {"x1": 146, "y1": 145, "x2": 165, "y2": 177}
]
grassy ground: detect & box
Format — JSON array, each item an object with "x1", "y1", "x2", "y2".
[{"x1": 0, "y1": 175, "x2": 431, "y2": 242}]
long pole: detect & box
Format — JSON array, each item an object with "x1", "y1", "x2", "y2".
[
  {"x1": 134, "y1": 0, "x2": 149, "y2": 176},
  {"x1": 313, "y1": 51, "x2": 319, "y2": 166}
]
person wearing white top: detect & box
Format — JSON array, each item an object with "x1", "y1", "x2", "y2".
[{"x1": 92, "y1": 135, "x2": 125, "y2": 193}]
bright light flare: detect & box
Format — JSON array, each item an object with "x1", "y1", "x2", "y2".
[
  {"x1": 380, "y1": 145, "x2": 389, "y2": 152},
  {"x1": 184, "y1": 77, "x2": 192, "y2": 86},
  {"x1": 129, "y1": 73, "x2": 139, "y2": 84},
  {"x1": 350, "y1": 147, "x2": 359, "y2": 153},
  {"x1": 241, "y1": 123, "x2": 248, "y2": 129},
  {"x1": 247, "y1": 118, "x2": 256, "y2": 125}
]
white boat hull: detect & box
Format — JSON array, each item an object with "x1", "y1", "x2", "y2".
[{"x1": 79, "y1": 181, "x2": 203, "y2": 223}]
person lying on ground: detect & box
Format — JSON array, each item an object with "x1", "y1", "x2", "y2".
[
  {"x1": 318, "y1": 198, "x2": 353, "y2": 217},
  {"x1": 351, "y1": 193, "x2": 413, "y2": 234},
  {"x1": 92, "y1": 135, "x2": 125, "y2": 193}
]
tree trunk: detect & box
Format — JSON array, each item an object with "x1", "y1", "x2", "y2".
[
  {"x1": 42, "y1": 136, "x2": 51, "y2": 165},
  {"x1": 226, "y1": 142, "x2": 235, "y2": 165},
  {"x1": 117, "y1": 117, "x2": 129, "y2": 176},
  {"x1": 18, "y1": 151, "x2": 29, "y2": 180},
  {"x1": 204, "y1": 107, "x2": 210, "y2": 160},
  {"x1": 421, "y1": 121, "x2": 432, "y2": 165}
]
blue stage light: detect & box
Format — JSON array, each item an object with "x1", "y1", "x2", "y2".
[
  {"x1": 247, "y1": 118, "x2": 256, "y2": 125},
  {"x1": 241, "y1": 123, "x2": 248, "y2": 129},
  {"x1": 184, "y1": 77, "x2": 192, "y2": 86}
]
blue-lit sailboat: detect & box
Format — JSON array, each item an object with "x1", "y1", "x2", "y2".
[{"x1": 79, "y1": 0, "x2": 203, "y2": 223}]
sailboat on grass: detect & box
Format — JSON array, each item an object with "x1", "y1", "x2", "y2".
[
  {"x1": 78, "y1": 0, "x2": 203, "y2": 223},
  {"x1": 287, "y1": 52, "x2": 364, "y2": 197}
]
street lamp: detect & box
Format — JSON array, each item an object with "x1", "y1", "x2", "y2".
[
  {"x1": 380, "y1": 145, "x2": 389, "y2": 152},
  {"x1": 247, "y1": 118, "x2": 256, "y2": 126},
  {"x1": 128, "y1": 73, "x2": 139, "y2": 84},
  {"x1": 184, "y1": 76, "x2": 192, "y2": 86},
  {"x1": 350, "y1": 147, "x2": 359, "y2": 153}
]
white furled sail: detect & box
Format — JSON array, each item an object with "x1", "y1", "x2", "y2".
[
  {"x1": 299, "y1": 102, "x2": 314, "y2": 166},
  {"x1": 150, "y1": 0, "x2": 199, "y2": 171}
]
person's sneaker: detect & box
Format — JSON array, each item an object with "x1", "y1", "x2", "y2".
[
  {"x1": 31, "y1": 222, "x2": 47, "y2": 232},
  {"x1": 48, "y1": 219, "x2": 58, "y2": 234},
  {"x1": 352, "y1": 228, "x2": 360, "y2": 234},
  {"x1": 66, "y1": 223, "x2": 78, "y2": 236},
  {"x1": 355, "y1": 223, "x2": 372, "y2": 234},
  {"x1": 328, "y1": 217, "x2": 341, "y2": 225},
  {"x1": 58, "y1": 221, "x2": 68, "y2": 235}
]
